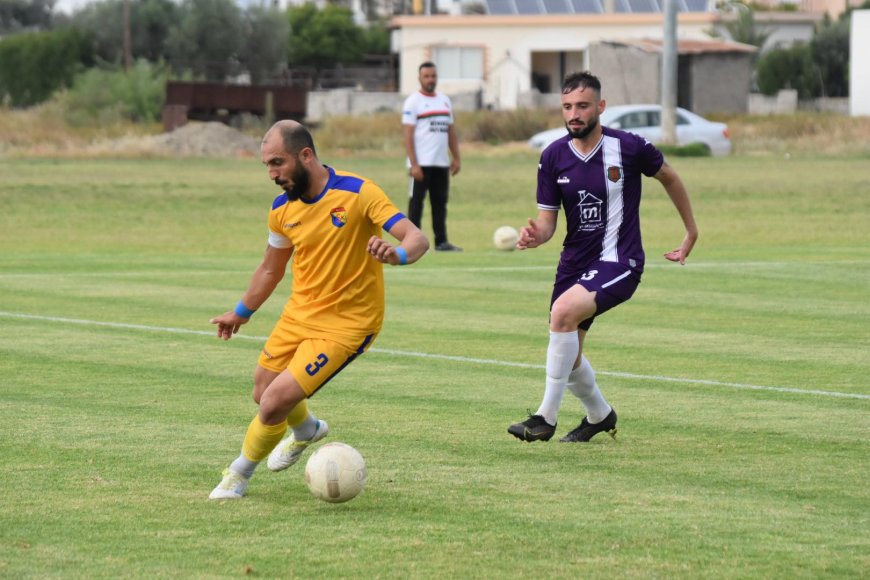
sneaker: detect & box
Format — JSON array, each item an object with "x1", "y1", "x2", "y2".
[
  {"x1": 559, "y1": 408, "x2": 618, "y2": 443},
  {"x1": 507, "y1": 414, "x2": 556, "y2": 442},
  {"x1": 209, "y1": 468, "x2": 249, "y2": 500},
  {"x1": 435, "y1": 242, "x2": 463, "y2": 252},
  {"x1": 266, "y1": 420, "x2": 329, "y2": 472}
]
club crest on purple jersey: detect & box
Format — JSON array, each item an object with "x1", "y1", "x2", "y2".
[{"x1": 607, "y1": 166, "x2": 622, "y2": 183}]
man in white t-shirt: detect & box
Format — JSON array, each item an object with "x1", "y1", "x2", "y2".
[{"x1": 402, "y1": 62, "x2": 462, "y2": 252}]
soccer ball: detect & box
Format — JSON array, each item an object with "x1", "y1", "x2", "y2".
[
  {"x1": 304, "y1": 442, "x2": 367, "y2": 503},
  {"x1": 493, "y1": 225, "x2": 519, "y2": 251}
]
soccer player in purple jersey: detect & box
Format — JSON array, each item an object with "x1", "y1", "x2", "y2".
[{"x1": 508, "y1": 71, "x2": 698, "y2": 443}]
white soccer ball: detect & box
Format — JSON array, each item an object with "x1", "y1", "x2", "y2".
[
  {"x1": 493, "y1": 225, "x2": 519, "y2": 251},
  {"x1": 304, "y1": 442, "x2": 367, "y2": 503}
]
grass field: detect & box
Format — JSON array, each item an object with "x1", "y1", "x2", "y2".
[{"x1": 1, "y1": 149, "x2": 868, "y2": 578}]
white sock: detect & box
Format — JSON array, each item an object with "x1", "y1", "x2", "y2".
[
  {"x1": 229, "y1": 455, "x2": 258, "y2": 479},
  {"x1": 535, "y1": 330, "x2": 580, "y2": 426},
  {"x1": 292, "y1": 414, "x2": 319, "y2": 441},
  {"x1": 565, "y1": 355, "x2": 611, "y2": 423}
]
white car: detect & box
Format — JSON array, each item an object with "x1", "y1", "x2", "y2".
[{"x1": 528, "y1": 104, "x2": 732, "y2": 156}]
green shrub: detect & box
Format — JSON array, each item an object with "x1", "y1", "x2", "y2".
[
  {"x1": 756, "y1": 44, "x2": 821, "y2": 99},
  {"x1": 59, "y1": 60, "x2": 168, "y2": 126},
  {"x1": 0, "y1": 28, "x2": 92, "y2": 107},
  {"x1": 657, "y1": 142, "x2": 712, "y2": 157}
]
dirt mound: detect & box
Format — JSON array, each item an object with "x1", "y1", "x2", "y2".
[{"x1": 88, "y1": 121, "x2": 260, "y2": 158}]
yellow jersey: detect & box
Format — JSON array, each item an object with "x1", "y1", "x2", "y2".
[{"x1": 267, "y1": 166, "x2": 405, "y2": 338}]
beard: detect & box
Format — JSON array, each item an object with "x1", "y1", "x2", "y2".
[
  {"x1": 275, "y1": 163, "x2": 310, "y2": 201},
  {"x1": 566, "y1": 118, "x2": 598, "y2": 140}
]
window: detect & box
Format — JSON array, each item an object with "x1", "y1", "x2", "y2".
[
  {"x1": 432, "y1": 47, "x2": 484, "y2": 81},
  {"x1": 616, "y1": 112, "x2": 650, "y2": 130}
]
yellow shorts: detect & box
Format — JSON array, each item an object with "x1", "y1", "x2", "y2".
[{"x1": 258, "y1": 320, "x2": 377, "y2": 397}]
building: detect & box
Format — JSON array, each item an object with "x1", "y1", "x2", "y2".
[{"x1": 390, "y1": 2, "x2": 819, "y2": 110}]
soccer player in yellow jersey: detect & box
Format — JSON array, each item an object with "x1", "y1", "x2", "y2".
[{"x1": 209, "y1": 120, "x2": 429, "y2": 499}]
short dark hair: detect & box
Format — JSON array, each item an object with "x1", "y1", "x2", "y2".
[
  {"x1": 561, "y1": 71, "x2": 601, "y2": 96},
  {"x1": 280, "y1": 123, "x2": 317, "y2": 157},
  {"x1": 419, "y1": 61, "x2": 436, "y2": 72}
]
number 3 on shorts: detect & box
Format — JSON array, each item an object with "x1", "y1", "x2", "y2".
[
  {"x1": 305, "y1": 353, "x2": 329, "y2": 376},
  {"x1": 581, "y1": 269, "x2": 598, "y2": 281}
]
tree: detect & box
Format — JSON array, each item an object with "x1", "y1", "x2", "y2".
[
  {"x1": 0, "y1": 28, "x2": 91, "y2": 106},
  {"x1": 287, "y1": 4, "x2": 364, "y2": 72},
  {"x1": 166, "y1": 0, "x2": 243, "y2": 81},
  {"x1": 70, "y1": 0, "x2": 177, "y2": 65},
  {"x1": 361, "y1": 19, "x2": 390, "y2": 55},
  {"x1": 131, "y1": 0, "x2": 179, "y2": 63},
  {"x1": 238, "y1": 5, "x2": 289, "y2": 85},
  {"x1": 722, "y1": 4, "x2": 771, "y2": 50},
  {"x1": 755, "y1": 43, "x2": 820, "y2": 99},
  {"x1": 810, "y1": 14, "x2": 849, "y2": 97},
  {"x1": 0, "y1": 0, "x2": 54, "y2": 34}
]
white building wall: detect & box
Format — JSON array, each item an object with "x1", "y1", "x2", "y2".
[
  {"x1": 851, "y1": 10, "x2": 870, "y2": 117},
  {"x1": 393, "y1": 14, "x2": 718, "y2": 109}
]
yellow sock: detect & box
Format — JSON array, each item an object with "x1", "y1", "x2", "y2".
[
  {"x1": 285, "y1": 398, "x2": 310, "y2": 428},
  {"x1": 241, "y1": 414, "x2": 288, "y2": 462}
]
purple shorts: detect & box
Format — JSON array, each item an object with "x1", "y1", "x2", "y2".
[{"x1": 550, "y1": 260, "x2": 642, "y2": 331}]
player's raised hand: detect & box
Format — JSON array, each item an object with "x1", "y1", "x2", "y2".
[
  {"x1": 210, "y1": 312, "x2": 247, "y2": 340},
  {"x1": 664, "y1": 231, "x2": 698, "y2": 265},
  {"x1": 516, "y1": 218, "x2": 540, "y2": 250}
]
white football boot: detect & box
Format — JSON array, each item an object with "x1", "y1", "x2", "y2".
[
  {"x1": 208, "y1": 468, "x2": 249, "y2": 500},
  {"x1": 266, "y1": 420, "x2": 329, "y2": 472}
]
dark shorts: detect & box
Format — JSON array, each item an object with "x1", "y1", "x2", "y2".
[{"x1": 550, "y1": 260, "x2": 642, "y2": 331}]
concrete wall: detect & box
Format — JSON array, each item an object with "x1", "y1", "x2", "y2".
[
  {"x1": 747, "y1": 90, "x2": 799, "y2": 115},
  {"x1": 588, "y1": 43, "x2": 753, "y2": 114},
  {"x1": 689, "y1": 53, "x2": 753, "y2": 114},
  {"x1": 588, "y1": 43, "x2": 660, "y2": 105},
  {"x1": 306, "y1": 89, "x2": 481, "y2": 122},
  {"x1": 851, "y1": 10, "x2": 870, "y2": 117}
]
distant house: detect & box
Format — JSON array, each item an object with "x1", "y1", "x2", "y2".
[
  {"x1": 390, "y1": 2, "x2": 818, "y2": 111},
  {"x1": 590, "y1": 38, "x2": 757, "y2": 114}
]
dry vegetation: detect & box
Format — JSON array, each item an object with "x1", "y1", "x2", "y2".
[{"x1": 1, "y1": 104, "x2": 869, "y2": 158}]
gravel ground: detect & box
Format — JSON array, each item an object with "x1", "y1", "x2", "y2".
[{"x1": 87, "y1": 122, "x2": 260, "y2": 158}]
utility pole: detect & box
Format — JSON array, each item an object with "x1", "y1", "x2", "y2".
[
  {"x1": 123, "y1": 0, "x2": 132, "y2": 73},
  {"x1": 660, "y1": 0, "x2": 677, "y2": 144}
]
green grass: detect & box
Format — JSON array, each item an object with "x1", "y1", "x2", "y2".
[{"x1": 0, "y1": 151, "x2": 868, "y2": 578}]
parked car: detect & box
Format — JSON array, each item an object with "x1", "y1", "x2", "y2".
[{"x1": 527, "y1": 104, "x2": 732, "y2": 156}]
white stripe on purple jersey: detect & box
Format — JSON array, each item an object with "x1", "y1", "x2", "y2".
[{"x1": 536, "y1": 126, "x2": 663, "y2": 273}]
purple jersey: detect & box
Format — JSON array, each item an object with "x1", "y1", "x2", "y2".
[{"x1": 537, "y1": 126, "x2": 664, "y2": 273}]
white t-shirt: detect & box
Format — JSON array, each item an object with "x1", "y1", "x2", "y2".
[{"x1": 402, "y1": 91, "x2": 454, "y2": 168}]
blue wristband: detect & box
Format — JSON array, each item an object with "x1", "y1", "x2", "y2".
[
  {"x1": 234, "y1": 300, "x2": 256, "y2": 318},
  {"x1": 394, "y1": 246, "x2": 408, "y2": 265}
]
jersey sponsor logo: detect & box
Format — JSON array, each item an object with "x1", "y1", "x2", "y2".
[
  {"x1": 607, "y1": 166, "x2": 622, "y2": 183},
  {"x1": 330, "y1": 207, "x2": 348, "y2": 228},
  {"x1": 577, "y1": 191, "x2": 604, "y2": 226},
  {"x1": 557, "y1": 176, "x2": 570, "y2": 184},
  {"x1": 283, "y1": 221, "x2": 301, "y2": 229}
]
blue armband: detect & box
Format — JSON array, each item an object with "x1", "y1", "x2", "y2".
[
  {"x1": 395, "y1": 246, "x2": 408, "y2": 265},
  {"x1": 234, "y1": 300, "x2": 256, "y2": 318}
]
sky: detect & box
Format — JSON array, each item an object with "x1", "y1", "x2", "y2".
[{"x1": 55, "y1": 0, "x2": 95, "y2": 14}]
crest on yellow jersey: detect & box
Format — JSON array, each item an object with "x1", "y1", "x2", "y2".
[{"x1": 330, "y1": 207, "x2": 347, "y2": 228}]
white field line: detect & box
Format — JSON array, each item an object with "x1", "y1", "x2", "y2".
[
  {"x1": 1, "y1": 260, "x2": 869, "y2": 279},
  {"x1": 1, "y1": 311, "x2": 867, "y2": 401}
]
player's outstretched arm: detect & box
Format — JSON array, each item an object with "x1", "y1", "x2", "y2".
[
  {"x1": 654, "y1": 163, "x2": 698, "y2": 265},
  {"x1": 516, "y1": 210, "x2": 558, "y2": 250},
  {"x1": 368, "y1": 218, "x2": 429, "y2": 266},
  {"x1": 210, "y1": 245, "x2": 293, "y2": 340}
]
